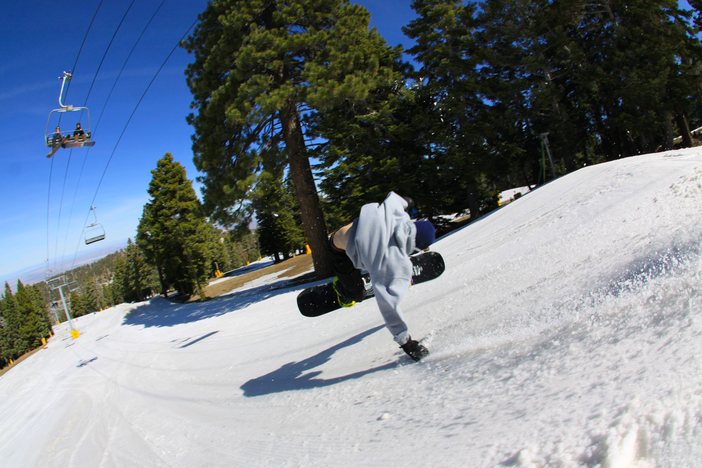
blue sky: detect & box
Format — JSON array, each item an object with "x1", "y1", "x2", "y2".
[{"x1": 0, "y1": 0, "x2": 418, "y2": 288}]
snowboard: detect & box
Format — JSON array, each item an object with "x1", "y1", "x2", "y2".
[
  {"x1": 297, "y1": 250, "x2": 445, "y2": 317},
  {"x1": 46, "y1": 137, "x2": 96, "y2": 158},
  {"x1": 46, "y1": 136, "x2": 66, "y2": 158}
]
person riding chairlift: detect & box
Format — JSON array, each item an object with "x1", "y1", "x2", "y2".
[
  {"x1": 52, "y1": 126, "x2": 62, "y2": 146},
  {"x1": 73, "y1": 122, "x2": 86, "y2": 142}
]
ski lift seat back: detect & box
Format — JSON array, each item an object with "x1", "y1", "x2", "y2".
[
  {"x1": 85, "y1": 223, "x2": 105, "y2": 245},
  {"x1": 84, "y1": 206, "x2": 105, "y2": 245},
  {"x1": 45, "y1": 132, "x2": 94, "y2": 148}
]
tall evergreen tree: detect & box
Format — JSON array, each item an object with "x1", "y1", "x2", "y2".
[
  {"x1": 0, "y1": 283, "x2": 21, "y2": 364},
  {"x1": 404, "y1": 0, "x2": 702, "y2": 193},
  {"x1": 102, "y1": 284, "x2": 115, "y2": 309},
  {"x1": 403, "y1": 0, "x2": 505, "y2": 217},
  {"x1": 69, "y1": 291, "x2": 86, "y2": 318},
  {"x1": 111, "y1": 257, "x2": 128, "y2": 305},
  {"x1": 137, "y1": 153, "x2": 210, "y2": 297},
  {"x1": 254, "y1": 173, "x2": 306, "y2": 262},
  {"x1": 15, "y1": 281, "x2": 50, "y2": 350},
  {"x1": 198, "y1": 224, "x2": 225, "y2": 278},
  {"x1": 182, "y1": 0, "x2": 403, "y2": 279},
  {"x1": 29, "y1": 285, "x2": 52, "y2": 336},
  {"x1": 106, "y1": 239, "x2": 157, "y2": 305},
  {"x1": 124, "y1": 238, "x2": 156, "y2": 302},
  {"x1": 82, "y1": 280, "x2": 98, "y2": 313},
  {"x1": 576, "y1": 0, "x2": 701, "y2": 155}
]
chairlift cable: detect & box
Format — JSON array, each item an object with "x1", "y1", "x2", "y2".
[
  {"x1": 68, "y1": 15, "x2": 199, "y2": 271},
  {"x1": 89, "y1": 0, "x2": 167, "y2": 140},
  {"x1": 49, "y1": 0, "x2": 166, "y2": 274},
  {"x1": 86, "y1": 16, "x2": 199, "y2": 208},
  {"x1": 67, "y1": 0, "x2": 172, "y2": 270},
  {"x1": 58, "y1": 0, "x2": 140, "y2": 268},
  {"x1": 65, "y1": 0, "x2": 168, "y2": 213},
  {"x1": 58, "y1": 0, "x2": 105, "y2": 128},
  {"x1": 46, "y1": 0, "x2": 104, "y2": 277},
  {"x1": 80, "y1": 0, "x2": 137, "y2": 113}
]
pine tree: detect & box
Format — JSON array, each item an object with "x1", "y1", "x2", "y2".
[
  {"x1": 101, "y1": 284, "x2": 115, "y2": 308},
  {"x1": 111, "y1": 258, "x2": 128, "y2": 305},
  {"x1": 82, "y1": 280, "x2": 98, "y2": 313},
  {"x1": 137, "y1": 153, "x2": 210, "y2": 297},
  {"x1": 202, "y1": 223, "x2": 230, "y2": 277},
  {"x1": 578, "y1": 0, "x2": 701, "y2": 154},
  {"x1": 124, "y1": 238, "x2": 157, "y2": 302},
  {"x1": 307, "y1": 65, "x2": 436, "y2": 220},
  {"x1": 69, "y1": 291, "x2": 86, "y2": 318},
  {"x1": 15, "y1": 281, "x2": 48, "y2": 350},
  {"x1": 0, "y1": 284, "x2": 22, "y2": 364},
  {"x1": 404, "y1": 0, "x2": 702, "y2": 192},
  {"x1": 254, "y1": 173, "x2": 306, "y2": 262},
  {"x1": 403, "y1": 0, "x2": 504, "y2": 217},
  {"x1": 182, "y1": 0, "x2": 403, "y2": 279},
  {"x1": 29, "y1": 285, "x2": 52, "y2": 337}
]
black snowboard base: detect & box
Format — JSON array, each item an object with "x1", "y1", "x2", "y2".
[{"x1": 297, "y1": 251, "x2": 445, "y2": 317}]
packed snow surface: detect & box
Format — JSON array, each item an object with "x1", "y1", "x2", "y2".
[{"x1": 2, "y1": 149, "x2": 702, "y2": 467}]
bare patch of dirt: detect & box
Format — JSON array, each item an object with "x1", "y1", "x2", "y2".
[
  {"x1": 180, "y1": 254, "x2": 316, "y2": 303},
  {"x1": 0, "y1": 346, "x2": 44, "y2": 377}
]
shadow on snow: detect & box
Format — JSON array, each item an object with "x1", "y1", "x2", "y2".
[
  {"x1": 121, "y1": 277, "x2": 307, "y2": 328},
  {"x1": 240, "y1": 325, "x2": 398, "y2": 397}
]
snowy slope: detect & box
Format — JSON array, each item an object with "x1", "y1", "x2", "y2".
[{"x1": 1, "y1": 148, "x2": 702, "y2": 467}]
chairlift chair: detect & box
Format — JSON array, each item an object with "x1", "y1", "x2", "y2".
[
  {"x1": 85, "y1": 206, "x2": 106, "y2": 245},
  {"x1": 85, "y1": 223, "x2": 106, "y2": 245},
  {"x1": 45, "y1": 71, "x2": 96, "y2": 151}
]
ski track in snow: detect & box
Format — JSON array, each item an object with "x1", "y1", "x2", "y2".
[{"x1": 1, "y1": 149, "x2": 702, "y2": 467}]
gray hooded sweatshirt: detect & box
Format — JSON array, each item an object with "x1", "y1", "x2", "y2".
[{"x1": 345, "y1": 192, "x2": 417, "y2": 345}]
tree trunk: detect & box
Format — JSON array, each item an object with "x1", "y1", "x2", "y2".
[
  {"x1": 466, "y1": 180, "x2": 481, "y2": 221},
  {"x1": 279, "y1": 101, "x2": 334, "y2": 280},
  {"x1": 676, "y1": 113, "x2": 693, "y2": 148},
  {"x1": 156, "y1": 263, "x2": 167, "y2": 296},
  {"x1": 663, "y1": 109, "x2": 675, "y2": 151}
]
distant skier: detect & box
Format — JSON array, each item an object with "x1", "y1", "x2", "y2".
[{"x1": 328, "y1": 192, "x2": 435, "y2": 361}]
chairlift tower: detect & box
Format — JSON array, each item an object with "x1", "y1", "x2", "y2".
[
  {"x1": 48, "y1": 302, "x2": 60, "y2": 325},
  {"x1": 46, "y1": 275, "x2": 80, "y2": 339}
]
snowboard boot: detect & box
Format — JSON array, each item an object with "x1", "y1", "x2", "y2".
[
  {"x1": 400, "y1": 337, "x2": 429, "y2": 362},
  {"x1": 332, "y1": 277, "x2": 358, "y2": 307}
]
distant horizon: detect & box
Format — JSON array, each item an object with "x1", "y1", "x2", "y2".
[{"x1": 3, "y1": 239, "x2": 129, "y2": 288}]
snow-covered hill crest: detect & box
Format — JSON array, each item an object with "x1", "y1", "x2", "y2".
[{"x1": 1, "y1": 148, "x2": 702, "y2": 467}]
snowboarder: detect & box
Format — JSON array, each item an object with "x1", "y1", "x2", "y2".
[
  {"x1": 328, "y1": 192, "x2": 436, "y2": 361},
  {"x1": 52, "y1": 126, "x2": 62, "y2": 146},
  {"x1": 73, "y1": 122, "x2": 86, "y2": 142}
]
